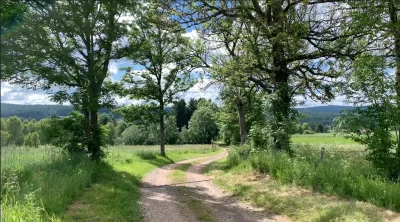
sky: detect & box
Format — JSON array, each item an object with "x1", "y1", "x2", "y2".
[{"x1": 1, "y1": 23, "x2": 349, "y2": 108}]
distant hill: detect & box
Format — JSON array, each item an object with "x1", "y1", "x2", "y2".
[
  {"x1": 1, "y1": 103, "x2": 353, "y2": 124},
  {"x1": 0, "y1": 103, "x2": 116, "y2": 120},
  {"x1": 0, "y1": 103, "x2": 174, "y2": 120},
  {"x1": 297, "y1": 105, "x2": 354, "y2": 125},
  {"x1": 297, "y1": 105, "x2": 354, "y2": 114}
]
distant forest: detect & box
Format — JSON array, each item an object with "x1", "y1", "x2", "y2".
[
  {"x1": 0, "y1": 103, "x2": 118, "y2": 120},
  {"x1": 1, "y1": 103, "x2": 353, "y2": 126}
]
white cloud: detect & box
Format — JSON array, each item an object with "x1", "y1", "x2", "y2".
[
  {"x1": 1, "y1": 81, "x2": 57, "y2": 105},
  {"x1": 177, "y1": 79, "x2": 221, "y2": 104}
]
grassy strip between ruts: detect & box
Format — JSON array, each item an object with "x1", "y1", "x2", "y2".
[
  {"x1": 169, "y1": 163, "x2": 217, "y2": 222},
  {"x1": 62, "y1": 146, "x2": 222, "y2": 221},
  {"x1": 204, "y1": 158, "x2": 400, "y2": 222}
]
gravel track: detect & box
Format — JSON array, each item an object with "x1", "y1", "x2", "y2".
[{"x1": 140, "y1": 149, "x2": 291, "y2": 222}]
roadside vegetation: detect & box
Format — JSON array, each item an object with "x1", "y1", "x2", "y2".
[{"x1": 1, "y1": 145, "x2": 221, "y2": 221}]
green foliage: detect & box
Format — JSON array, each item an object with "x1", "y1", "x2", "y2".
[
  {"x1": 24, "y1": 132, "x2": 40, "y2": 148},
  {"x1": 41, "y1": 111, "x2": 88, "y2": 155},
  {"x1": 173, "y1": 99, "x2": 190, "y2": 131},
  {"x1": 118, "y1": 116, "x2": 180, "y2": 146},
  {"x1": 186, "y1": 105, "x2": 218, "y2": 144},
  {"x1": 99, "y1": 113, "x2": 111, "y2": 126},
  {"x1": 116, "y1": 121, "x2": 128, "y2": 137},
  {"x1": 0, "y1": 0, "x2": 28, "y2": 33},
  {"x1": 1, "y1": 130, "x2": 10, "y2": 146},
  {"x1": 335, "y1": 55, "x2": 400, "y2": 180},
  {"x1": 303, "y1": 130, "x2": 315, "y2": 135},
  {"x1": 6, "y1": 116, "x2": 23, "y2": 145},
  {"x1": 105, "y1": 122, "x2": 117, "y2": 145}
]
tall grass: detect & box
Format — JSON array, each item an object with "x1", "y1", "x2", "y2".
[
  {"x1": 1, "y1": 144, "x2": 219, "y2": 221},
  {"x1": 1, "y1": 146, "x2": 97, "y2": 221},
  {"x1": 228, "y1": 144, "x2": 400, "y2": 211}
]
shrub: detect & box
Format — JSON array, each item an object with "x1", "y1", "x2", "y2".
[{"x1": 303, "y1": 130, "x2": 315, "y2": 134}]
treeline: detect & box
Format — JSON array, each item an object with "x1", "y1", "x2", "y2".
[
  {"x1": 119, "y1": 98, "x2": 218, "y2": 145},
  {"x1": 1, "y1": 98, "x2": 220, "y2": 148},
  {"x1": 0, "y1": 103, "x2": 118, "y2": 120}
]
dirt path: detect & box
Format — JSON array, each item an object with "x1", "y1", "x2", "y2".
[{"x1": 140, "y1": 149, "x2": 291, "y2": 222}]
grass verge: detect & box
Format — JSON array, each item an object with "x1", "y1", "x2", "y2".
[
  {"x1": 63, "y1": 146, "x2": 222, "y2": 221},
  {"x1": 1, "y1": 145, "x2": 221, "y2": 221},
  {"x1": 205, "y1": 159, "x2": 400, "y2": 222}
]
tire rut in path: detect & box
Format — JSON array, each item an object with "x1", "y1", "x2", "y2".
[{"x1": 140, "y1": 149, "x2": 292, "y2": 222}]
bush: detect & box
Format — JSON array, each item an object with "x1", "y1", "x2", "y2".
[{"x1": 303, "y1": 130, "x2": 315, "y2": 134}]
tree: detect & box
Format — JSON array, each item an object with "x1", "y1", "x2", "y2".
[
  {"x1": 173, "y1": 99, "x2": 189, "y2": 131},
  {"x1": 28, "y1": 120, "x2": 37, "y2": 133},
  {"x1": 2, "y1": 0, "x2": 136, "y2": 160},
  {"x1": 198, "y1": 18, "x2": 263, "y2": 145},
  {"x1": 99, "y1": 113, "x2": 111, "y2": 126},
  {"x1": 302, "y1": 123, "x2": 310, "y2": 132},
  {"x1": 335, "y1": 55, "x2": 400, "y2": 180},
  {"x1": 175, "y1": 0, "x2": 366, "y2": 151},
  {"x1": 317, "y1": 124, "x2": 324, "y2": 133},
  {"x1": 22, "y1": 124, "x2": 29, "y2": 136},
  {"x1": 122, "y1": 5, "x2": 199, "y2": 156},
  {"x1": 1, "y1": 131, "x2": 10, "y2": 146},
  {"x1": 6, "y1": 116, "x2": 23, "y2": 145},
  {"x1": 41, "y1": 111, "x2": 87, "y2": 154},
  {"x1": 31, "y1": 132, "x2": 40, "y2": 148},
  {"x1": 105, "y1": 122, "x2": 116, "y2": 145},
  {"x1": 348, "y1": 0, "x2": 399, "y2": 100},
  {"x1": 1, "y1": 118, "x2": 7, "y2": 132},
  {"x1": 187, "y1": 103, "x2": 218, "y2": 144},
  {"x1": 116, "y1": 121, "x2": 128, "y2": 137}
]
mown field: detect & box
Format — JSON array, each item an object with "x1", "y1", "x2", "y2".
[
  {"x1": 205, "y1": 133, "x2": 400, "y2": 221},
  {"x1": 1, "y1": 144, "x2": 221, "y2": 221}
]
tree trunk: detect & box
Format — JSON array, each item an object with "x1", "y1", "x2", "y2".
[
  {"x1": 270, "y1": 1, "x2": 291, "y2": 152},
  {"x1": 89, "y1": 109, "x2": 103, "y2": 160},
  {"x1": 389, "y1": 0, "x2": 400, "y2": 157},
  {"x1": 237, "y1": 101, "x2": 247, "y2": 145},
  {"x1": 160, "y1": 100, "x2": 166, "y2": 156},
  {"x1": 83, "y1": 108, "x2": 91, "y2": 151}
]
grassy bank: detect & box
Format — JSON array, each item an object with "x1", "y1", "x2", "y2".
[
  {"x1": 205, "y1": 159, "x2": 399, "y2": 221},
  {"x1": 1, "y1": 144, "x2": 221, "y2": 221},
  {"x1": 204, "y1": 143, "x2": 400, "y2": 221}
]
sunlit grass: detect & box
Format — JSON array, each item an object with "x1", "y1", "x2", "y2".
[
  {"x1": 63, "y1": 145, "x2": 222, "y2": 221},
  {"x1": 1, "y1": 144, "x2": 222, "y2": 221},
  {"x1": 205, "y1": 158, "x2": 400, "y2": 221},
  {"x1": 292, "y1": 133, "x2": 359, "y2": 145}
]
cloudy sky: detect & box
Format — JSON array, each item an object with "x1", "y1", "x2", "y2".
[{"x1": 1, "y1": 28, "x2": 348, "y2": 108}]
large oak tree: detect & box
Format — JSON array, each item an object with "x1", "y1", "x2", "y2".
[{"x1": 1, "y1": 0, "x2": 135, "y2": 159}]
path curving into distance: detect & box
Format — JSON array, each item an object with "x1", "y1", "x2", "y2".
[{"x1": 140, "y1": 148, "x2": 292, "y2": 222}]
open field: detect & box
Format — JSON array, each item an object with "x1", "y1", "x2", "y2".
[
  {"x1": 1, "y1": 144, "x2": 221, "y2": 221},
  {"x1": 292, "y1": 133, "x2": 358, "y2": 145}
]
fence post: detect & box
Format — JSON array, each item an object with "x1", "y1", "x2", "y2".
[{"x1": 320, "y1": 147, "x2": 325, "y2": 162}]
